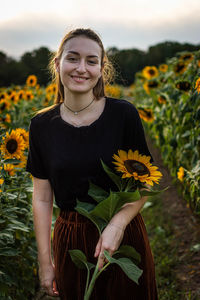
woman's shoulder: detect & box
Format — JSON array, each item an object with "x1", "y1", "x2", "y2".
[
  {"x1": 106, "y1": 96, "x2": 138, "y2": 115},
  {"x1": 30, "y1": 103, "x2": 60, "y2": 124}
]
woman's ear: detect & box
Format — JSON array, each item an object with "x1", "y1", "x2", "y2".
[{"x1": 54, "y1": 57, "x2": 60, "y2": 73}]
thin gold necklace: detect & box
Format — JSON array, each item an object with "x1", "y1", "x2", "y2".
[{"x1": 63, "y1": 97, "x2": 95, "y2": 115}]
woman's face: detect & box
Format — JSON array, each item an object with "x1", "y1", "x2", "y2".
[{"x1": 55, "y1": 36, "x2": 103, "y2": 95}]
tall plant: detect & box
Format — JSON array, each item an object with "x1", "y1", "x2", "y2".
[{"x1": 69, "y1": 149, "x2": 164, "y2": 300}]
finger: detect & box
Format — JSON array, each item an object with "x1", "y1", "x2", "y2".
[
  {"x1": 94, "y1": 237, "x2": 102, "y2": 257},
  {"x1": 98, "y1": 251, "x2": 106, "y2": 270},
  {"x1": 41, "y1": 282, "x2": 55, "y2": 297},
  {"x1": 53, "y1": 280, "x2": 59, "y2": 296}
]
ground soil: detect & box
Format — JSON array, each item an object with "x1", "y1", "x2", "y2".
[
  {"x1": 146, "y1": 136, "x2": 200, "y2": 299},
  {"x1": 33, "y1": 136, "x2": 200, "y2": 300}
]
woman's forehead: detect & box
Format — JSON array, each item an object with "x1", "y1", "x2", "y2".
[{"x1": 63, "y1": 36, "x2": 101, "y2": 57}]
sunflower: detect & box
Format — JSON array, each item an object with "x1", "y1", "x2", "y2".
[
  {"x1": 138, "y1": 108, "x2": 154, "y2": 122},
  {"x1": 14, "y1": 153, "x2": 27, "y2": 168},
  {"x1": 177, "y1": 167, "x2": 184, "y2": 182},
  {"x1": 158, "y1": 95, "x2": 167, "y2": 104},
  {"x1": 16, "y1": 128, "x2": 29, "y2": 148},
  {"x1": 26, "y1": 75, "x2": 37, "y2": 87},
  {"x1": 4, "y1": 164, "x2": 16, "y2": 176},
  {"x1": 0, "y1": 129, "x2": 26, "y2": 160},
  {"x1": 195, "y1": 78, "x2": 200, "y2": 94},
  {"x1": 174, "y1": 62, "x2": 187, "y2": 75},
  {"x1": 112, "y1": 149, "x2": 162, "y2": 186},
  {"x1": 0, "y1": 92, "x2": 9, "y2": 101},
  {"x1": 175, "y1": 81, "x2": 191, "y2": 92},
  {"x1": 0, "y1": 99, "x2": 11, "y2": 113},
  {"x1": 143, "y1": 80, "x2": 159, "y2": 94},
  {"x1": 180, "y1": 53, "x2": 194, "y2": 63},
  {"x1": 46, "y1": 83, "x2": 57, "y2": 95},
  {"x1": 159, "y1": 64, "x2": 168, "y2": 72},
  {"x1": 0, "y1": 114, "x2": 11, "y2": 129},
  {"x1": 25, "y1": 90, "x2": 34, "y2": 101},
  {"x1": 9, "y1": 91, "x2": 19, "y2": 104},
  {"x1": 142, "y1": 66, "x2": 159, "y2": 79},
  {"x1": 0, "y1": 178, "x2": 4, "y2": 185},
  {"x1": 105, "y1": 85, "x2": 121, "y2": 98},
  {"x1": 197, "y1": 60, "x2": 200, "y2": 68},
  {"x1": 18, "y1": 90, "x2": 26, "y2": 101}
]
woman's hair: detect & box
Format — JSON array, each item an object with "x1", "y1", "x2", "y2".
[{"x1": 35, "y1": 28, "x2": 115, "y2": 115}]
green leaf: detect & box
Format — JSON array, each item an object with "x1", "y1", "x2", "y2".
[
  {"x1": 68, "y1": 249, "x2": 95, "y2": 270},
  {"x1": 0, "y1": 247, "x2": 20, "y2": 256},
  {"x1": 100, "y1": 159, "x2": 122, "y2": 190},
  {"x1": 8, "y1": 219, "x2": 29, "y2": 232},
  {"x1": 25, "y1": 186, "x2": 34, "y2": 193},
  {"x1": 91, "y1": 190, "x2": 140, "y2": 222},
  {"x1": 104, "y1": 250, "x2": 143, "y2": 284},
  {"x1": 6, "y1": 193, "x2": 18, "y2": 200},
  {"x1": 75, "y1": 200, "x2": 107, "y2": 234},
  {"x1": 116, "y1": 190, "x2": 141, "y2": 202},
  {"x1": 3, "y1": 159, "x2": 21, "y2": 165},
  {"x1": 88, "y1": 181, "x2": 109, "y2": 203},
  {"x1": 139, "y1": 186, "x2": 169, "y2": 197},
  {"x1": 114, "y1": 245, "x2": 141, "y2": 264}
]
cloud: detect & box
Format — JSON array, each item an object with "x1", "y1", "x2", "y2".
[{"x1": 0, "y1": 10, "x2": 199, "y2": 59}]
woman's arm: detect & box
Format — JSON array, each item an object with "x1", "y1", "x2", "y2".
[
  {"x1": 32, "y1": 177, "x2": 59, "y2": 297},
  {"x1": 94, "y1": 187, "x2": 149, "y2": 270}
]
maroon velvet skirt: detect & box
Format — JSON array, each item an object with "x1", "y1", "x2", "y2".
[{"x1": 52, "y1": 211, "x2": 158, "y2": 300}]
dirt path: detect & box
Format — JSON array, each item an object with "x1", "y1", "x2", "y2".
[
  {"x1": 33, "y1": 136, "x2": 200, "y2": 299},
  {"x1": 146, "y1": 136, "x2": 200, "y2": 298}
]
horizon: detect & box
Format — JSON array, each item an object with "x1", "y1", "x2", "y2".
[
  {"x1": 1, "y1": 39, "x2": 200, "y2": 61},
  {"x1": 1, "y1": 0, "x2": 200, "y2": 59}
]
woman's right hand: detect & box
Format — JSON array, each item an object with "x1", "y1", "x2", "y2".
[{"x1": 39, "y1": 263, "x2": 59, "y2": 297}]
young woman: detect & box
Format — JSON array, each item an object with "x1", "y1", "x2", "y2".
[{"x1": 26, "y1": 28, "x2": 158, "y2": 300}]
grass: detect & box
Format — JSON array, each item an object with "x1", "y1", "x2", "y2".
[{"x1": 141, "y1": 195, "x2": 196, "y2": 300}]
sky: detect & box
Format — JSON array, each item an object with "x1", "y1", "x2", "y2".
[{"x1": 1, "y1": 0, "x2": 200, "y2": 59}]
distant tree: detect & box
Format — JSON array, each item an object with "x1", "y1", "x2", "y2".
[
  {"x1": 20, "y1": 47, "x2": 52, "y2": 85},
  {"x1": 0, "y1": 41, "x2": 200, "y2": 87},
  {"x1": 108, "y1": 41, "x2": 200, "y2": 86}
]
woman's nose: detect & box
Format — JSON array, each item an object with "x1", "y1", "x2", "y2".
[{"x1": 76, "y1": 59, "x2": 86, "y2": 73}]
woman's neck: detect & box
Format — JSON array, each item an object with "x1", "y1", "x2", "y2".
[{"x1": 63, "y1": 90, "x2": 95, "y2": 111}]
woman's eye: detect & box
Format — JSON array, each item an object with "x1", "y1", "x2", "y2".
[
  {"x1": 67, "y1": 57, "x2": 77, "y2": 62},
  {"x1": 88, "y1": 60, "x2": 97, "y2": 65}
]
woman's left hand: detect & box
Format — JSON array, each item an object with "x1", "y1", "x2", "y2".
[{"x1": 94, "y1": 222, "x2": 126, "y2": 270}]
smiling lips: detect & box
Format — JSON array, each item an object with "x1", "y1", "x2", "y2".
[{"x1": 71, "y1": 75, "x2": 89, "y2": 83}]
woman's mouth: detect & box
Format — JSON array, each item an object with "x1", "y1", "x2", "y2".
[{"x1": 71, "y1": 76, "x2": 89, "y2": 83}]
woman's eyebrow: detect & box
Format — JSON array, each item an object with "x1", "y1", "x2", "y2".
[{"x1": 67, "y1": 51, "x2": 99, "y2": 58}]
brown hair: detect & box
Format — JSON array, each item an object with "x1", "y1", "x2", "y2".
[{"x1": 35, "y1": 28, "x2": 115, "y2": 115}]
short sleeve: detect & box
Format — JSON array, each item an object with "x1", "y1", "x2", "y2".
[
  {"x1": 124, "y1": 102, "x2": 154, "y2": 163},
  {"x1": 26, "y1": 119, "x2": 48, "y2": 179}
]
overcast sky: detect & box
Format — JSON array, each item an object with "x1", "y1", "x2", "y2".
[{"x1": 1, "y1": 0, "x2": 200, "y2": 59}]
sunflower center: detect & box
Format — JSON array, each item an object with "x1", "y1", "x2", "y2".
[
  {"x1": 6, "y1": 139, "x2": 18, "y2": 154},
  {"x1": 0, "y1": 103, "x2": 6, "y2": 111},
  {"x1": 176, "y1": 63, "x2": 185, "y2": 72},
  {"x1": 148, "y1": 69, "x2": 155, "y2": 75},
  {"x1": 148, "y1": 81, "x2": 158, "y2": 88},
  {"x1": 144, "y1": 109, "x2": 152, "y2": 117},
  {"x1": 124, "y1": 160, "x2": 150, "y2": 176}
]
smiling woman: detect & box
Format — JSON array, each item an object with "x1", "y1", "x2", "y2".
[
  {"x1": 55, "y1": 36, "x2": 103, "y2": 97},
  {"x1": 26, "y1": 28, "x2": 158, "y2": 300}
]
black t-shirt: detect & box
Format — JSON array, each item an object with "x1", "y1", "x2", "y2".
[{"x1": 26, "y1": 97, "x2": 153, "y2": 210}]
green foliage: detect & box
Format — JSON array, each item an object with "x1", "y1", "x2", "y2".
[
  {"x1": 0, "y1": 175, "x2": 38, "y2": 300},
  {"x1": 132, "y1": 49, "x2": 200, "y2": 215}
]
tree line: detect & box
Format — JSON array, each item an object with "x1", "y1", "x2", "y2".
[{"x1": 0, "y1": 41, "x2": 200, "y2": 87}]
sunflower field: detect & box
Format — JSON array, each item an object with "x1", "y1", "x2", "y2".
[
  {"x1": 0, "y1": 76, "x2": 56, "y2": 299},
  {"x1": 128, "y1": 50, "x2": 200, "y2": 215},
  {"x1": 0, "y1": 50, "x2": 200, "y2": 299}
]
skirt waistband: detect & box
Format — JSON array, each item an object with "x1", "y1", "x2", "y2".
[{"x1": 57, "y1": 210, "x2": 91, "y2": 225}]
